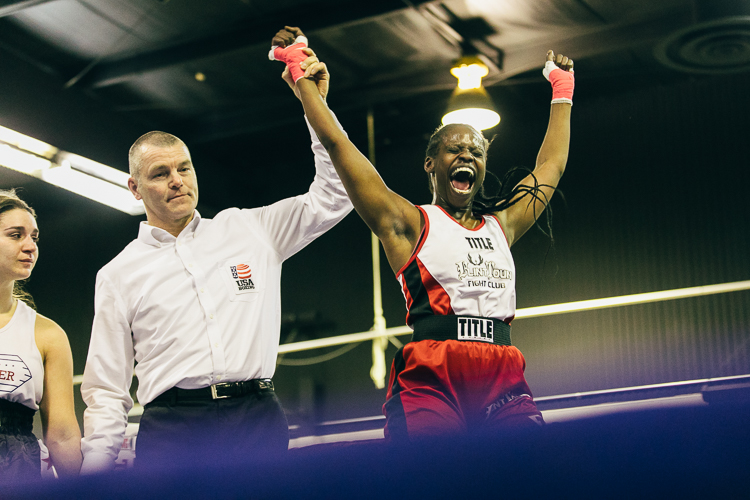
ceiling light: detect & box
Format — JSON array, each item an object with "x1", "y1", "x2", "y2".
[
  {"x1": 0, "y1": 125, "x2": 144, "y2": 215},
  {"x1": 442, "y1": 56, "x2": 500, "y2": 131},
  {"x1": 0, "y1": 124, "x2": 57, "y2": 159},
  {"x1": 42, "y1": 162, "x2": 144, "y2": 216},
  {"x1": 450, "y1": 58, "x2": 489, "y2": 90}
]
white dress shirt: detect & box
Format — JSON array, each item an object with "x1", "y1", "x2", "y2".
[{"x1": 80, "y1": 116, "x2": 352, "y2": 473}]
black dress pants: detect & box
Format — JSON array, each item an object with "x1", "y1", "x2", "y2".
[{"x1": 135, "y1": 390, "x2": 289, "y2": 470}]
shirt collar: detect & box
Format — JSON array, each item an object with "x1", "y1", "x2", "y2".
[{"x1": 137, "y1": 210, "x2": 202, "y2": 247}]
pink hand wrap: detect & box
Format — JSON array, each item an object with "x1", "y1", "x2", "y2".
[
  {"x1": 542, "y1": 60, "x2": 575, "y2": 105},
  {"x1": 269, "y1": 36, "x2": 309, "y2": 82}
]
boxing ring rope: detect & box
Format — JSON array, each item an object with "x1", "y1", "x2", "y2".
[
  {"x1": 70, "y1": 279, "x2": 750, "y2": 436},
  {"x1": 70, "y1": 279, "x2": 750, "y2": 386},
  {"x1": 533, "y1": 372, "x2": 750, "y2": 403},
  {"x1": 292, "y1": 373, "x2": 750, "y2": 425},
  {"x1": 274, "y1": 279, "x2": 750, "y2": 354},
  {"x1": 286, "y1": 372, "x2": 750, "y2": 447}
]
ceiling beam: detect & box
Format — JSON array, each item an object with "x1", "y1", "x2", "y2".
[
  {"x1": 179, "y1": 7, "x2": 692, "y2": 144},
  {"x1": 76, "y1": 0, "x2": 432, "y2": 89},
  {"x1": 180, "y1": 69, "x2": 455, "y2": 144},
  {"x1": 0, "y1": 0, "x2": 56, "y2": 18}
]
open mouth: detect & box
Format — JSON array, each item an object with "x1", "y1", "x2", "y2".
[{"x1": 450, "y1": 166, "x2": 475, "y2": 194}]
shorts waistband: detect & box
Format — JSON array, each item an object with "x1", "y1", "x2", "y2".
[
  {"x1": 147, "y1": 379, "x2": 275, "y2": 406},
  {"x1": 411, "y1": 315, "x2": 511, "y2": 346},
  {"x1": 0, "y1": 399, "x2": 35, "y2": 434}
]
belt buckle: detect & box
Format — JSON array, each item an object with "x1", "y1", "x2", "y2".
[
  {"x1": 258, "y1": 379, "x2": 273, "y2": 390},
  {"x1": 210, "y1": 383, "x2": 231, "y2": 400}
]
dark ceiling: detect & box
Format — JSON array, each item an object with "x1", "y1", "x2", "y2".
[{"x1": 2, "y1": 0, "x2": 750, "y2": 148}]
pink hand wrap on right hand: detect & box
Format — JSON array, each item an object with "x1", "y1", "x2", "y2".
[{"x1": 542, "y1": 60, "x2": 575, "y2": 105}]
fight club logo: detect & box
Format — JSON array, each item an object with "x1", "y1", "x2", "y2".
[
  {"x1": 455, "y1": 254, "x2": 513, "y2": 289},
  {"x1": 0, "y1": 354, "x2": 32, "y2": 394},
  {"x1": 229, "y1": 263, "x2": 255, "y2": 292}
]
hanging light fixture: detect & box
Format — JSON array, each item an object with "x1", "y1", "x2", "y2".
[{"x1": 442, "y1": 55, "x2": 500, "y2": 130}]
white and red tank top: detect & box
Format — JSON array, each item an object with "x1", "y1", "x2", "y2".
[
  {"x1": 0, "y1": 300, "x2": 43, "y2": 411},
  {"x1": 397, "y1": 204, "x2": 516, "y2": 327}
]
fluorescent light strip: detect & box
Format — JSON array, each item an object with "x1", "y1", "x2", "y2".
[
  {"x1": 0, "y1": 143, "x2": 53, "y2": 174},
  {"x1": 0, "y1": 126, "x2": 144, "y2": 215},
  {"x1": 0, "y1": 124, "x2": 57, "y2": 159},
  {"x1": 58, "y1": 151, "x2": 131, "y2": 187},
  {"x1": 42, "y1": 164, "x2": 145, "y2": 216}
]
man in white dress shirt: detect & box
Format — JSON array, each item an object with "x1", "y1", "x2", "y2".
[{"x1": 79, "y1": 54, "x2": 351, "y2": 473}]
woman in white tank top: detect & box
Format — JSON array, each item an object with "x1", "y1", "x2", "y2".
[
  {"x1": 276, "y1": 30, "x2": 573, "y2": 438},
  {"x1": 0, "y1": 189, "x2": 81, "y2": 483}
]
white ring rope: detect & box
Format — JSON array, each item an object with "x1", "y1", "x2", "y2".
[
  {"x1": 276, "y1": 279, "x2": 750, "y2": 354},
  {"x1": 514, "y1": 280, "x2": 750, "y2": 319},
  {"x1": 71, "y1": 279, "x2": 750, "y2": 385},
  {"x1": 277, "y1": 342, "x2": 361, "y2": 366}
]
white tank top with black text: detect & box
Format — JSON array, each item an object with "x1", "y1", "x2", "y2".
[
  {"x1": 397, "y1": 204, "x2": 516, "y2": 327},
  {"x1": 0, "y1": 300, "x2": 43, "y2": 411}
]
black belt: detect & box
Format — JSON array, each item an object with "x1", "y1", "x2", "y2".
[
  {"x1": 0, "y1": 399, "x2": 35, "y2": 434},
  {"x1": 148, "y1": 379, "x2": 275, "y2": 405},
  {"x1": 411, "y1": 315, "x2": 511, "y2": 346}
]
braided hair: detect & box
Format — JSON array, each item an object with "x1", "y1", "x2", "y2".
[{"x1": 424, "y1": 124, "x2": 558, "y2": 242}]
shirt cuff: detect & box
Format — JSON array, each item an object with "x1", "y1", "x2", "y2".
[{"x1": 80, "y1": 451, "x2": 116, "y2": 475}]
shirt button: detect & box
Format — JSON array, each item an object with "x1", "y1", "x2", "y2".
[
  {"x1": 214, "y1": 343, "x2": 219, "y2": 348},
  {"x1": 201, "y1": 288, "x2": 205, "y2": 293},
  {"x1": 209, "y1": 314, "x2": 214, "y2": 319},
  {"x1": 189, "y1": 263, "x2": 193, "y2": 268},
  {"x1": 217, "y1": 375, "x2": 222, "y2": 381}
]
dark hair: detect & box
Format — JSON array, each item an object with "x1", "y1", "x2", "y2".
[
  {"x1": 0, "y1": 189, "x2": 37, "y2": 309},
  {"x1": 424, "y1": 124, "x2": 559, "y2": 244},
  {"x1": 473, "y1": 167, "x2": 558, "y2": 242},
  {"x1": 424, "y1": 123, "x2": 490, "y2": 161}
]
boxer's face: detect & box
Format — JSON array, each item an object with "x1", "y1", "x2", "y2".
[
  {"x1": 128, "y1": 143, "x2": 199, "y2": 231},
  {"x1": 425, "y1": 125, "x2": 486, "y2": 210}
]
